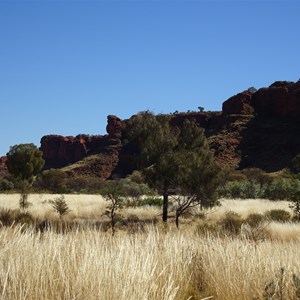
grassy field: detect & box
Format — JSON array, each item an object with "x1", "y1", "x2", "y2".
[{"x1": 0, "y1": 194, "x2": 299, "y2": 299}]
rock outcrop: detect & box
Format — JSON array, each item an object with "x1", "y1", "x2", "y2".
[
  {"x1": 36, "y1": 79, "x2": 300, "y2": 177},
  {"x1": 222, "y1": 91, "x2": 253, "y2": 115},
  {"x1": 252, "y1": 81, "x2": 300, "y2": 118},
  {"x1": 40, "y1": 115, "x2": 123, "y2": 179}
]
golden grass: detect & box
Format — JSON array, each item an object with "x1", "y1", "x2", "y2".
[
  {"x1": 0, "y1": 195, "x2": 299, "y2": 299},
  {"x1": 0, "y1": 225, "x2": 299, "y2": 299},
  {"x1": 207, "y1": 198, "x2": 293, "y2": 220}
]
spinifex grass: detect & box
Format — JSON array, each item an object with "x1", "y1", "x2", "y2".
[{"x1": 0, "y1": 225, "x2": 299, "y2": 299}]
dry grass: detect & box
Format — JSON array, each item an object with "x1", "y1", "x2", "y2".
[
  {"x1": 0, "y1": 195, "x2": 299, "y2": 299},
  {"x1": 0, "y1": 225, "x2": 299, "y2": 299},
  {"x1": 0, "y1": 194, "x2": 160, "y2": 222},
  {"x1": 207, "y1": 198, "x2": 293, "y2": 221}
]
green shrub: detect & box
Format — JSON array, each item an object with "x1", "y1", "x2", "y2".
[
  {"x1": 265, "y1": 209, "x2": 291, "y2": 222},
  {"x1": 50, "y1": 195, "x2": 70, "y2": 218},
  {"x1": 219, "y1": 211, "x2": 243, "y2": 234},
  {"x1": 37, "y1": 169, "x2": 67, "y2": 193},
  {"x1": 140, "y1": 197, "x2": 163, "y2": 206},
  {"x1": 218, "y1": 180, "x2": 264, "y2": 199},
  {"x1": 0, "y1": 178, "x2": 14, "y2": 191},
  {"x1": 264, "y1": 178, "x2": 296, "y2": 200}
]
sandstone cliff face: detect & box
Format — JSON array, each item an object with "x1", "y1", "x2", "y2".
[
  {"x1": 40, "y1": 115, "x2": 123, "y2": 179},
  {"x1": 252, "y1": 81, "x2": 300, "y2": 118},
  {"x1": 207, "y1": 81, "x2": 300, "y2": 171},
  {"x1": 38, "y1": 80, "x2": 300, "y2": 177},
  {"x1": 222, "y1": 91, "x2": 253, "y2": 115}
]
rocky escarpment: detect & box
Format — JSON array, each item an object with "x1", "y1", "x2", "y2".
[
  {"x1": 40, "y1": 115, "x2": 122, "y2": 179},
  {"x1": 37, "y1": 80, "x2": 300, "y2": 178},
  {"x1": 209, "y1": 81, "x2": 300, "y2": 171}
]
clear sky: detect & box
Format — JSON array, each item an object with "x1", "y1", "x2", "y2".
[{"x1": 0, "y1": 0, "x2": 299, "y2": 156}]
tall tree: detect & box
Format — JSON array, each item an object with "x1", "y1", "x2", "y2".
[
  {"x1": 6, "y1": 144, "x2": 45, "y2": 182},
  {"x1": 6, "y1": 144, "x2": 45, "y2": 210},
  {"x1": 125, "y1": 111, "x2": 220, "y2": 223}
]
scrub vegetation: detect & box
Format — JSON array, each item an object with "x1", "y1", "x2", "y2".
[{"x1": 0, "y1": 195, "x2": 299, "y2": 299}]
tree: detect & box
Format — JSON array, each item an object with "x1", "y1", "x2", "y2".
[
  {"x1": 170, "y1": 119, "x2": 220, "y2": 227},
  {"x1": 6, "y1": 144, "x2": 44, "y2": 210},
  {"x1": 101, "y1": 180, "x2": 124, "y2": 236},
  {"x1": 51, "y1": 195, "x2": 70, "y2": 218},
  {"x1": 6, "y1": 144, "x2": 45, "y2": 182},
  {"x1": 125, "y1": 111, "x2": 220, "y2": 224}
]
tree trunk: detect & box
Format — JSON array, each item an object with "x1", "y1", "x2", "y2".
[
  {"x1": 162, "y1": 192, "x2": 169, "y2": 222},
  {"x1": 175, "y1": 210, "x2": 180, "y2": 228}
]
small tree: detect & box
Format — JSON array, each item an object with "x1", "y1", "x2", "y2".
[
  {"x1": 6, "y1": 144, "x2": 44, "y2": 210},
  {"x1": 101, "y1": 181, "x2": 124, "y2": 236},
  {"x1": 51, "y1": 195, "x2": 70, "y2": 218}
]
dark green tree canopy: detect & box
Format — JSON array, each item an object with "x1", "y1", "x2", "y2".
[
  {"x1": 125, "y1": 111, "x2": 220, "y2": 221},
  {"x1": 6, "y1": 144, "x2": 45, "y2": 181}
]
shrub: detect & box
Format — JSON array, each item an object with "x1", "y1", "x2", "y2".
[
  {"x1": 218, "y1": 180, "x2": 264, "y2": 199},
  {"x1": 241, "y1": 168, "x2": 272, "y2": 185},
  {"x1": 0, "y1": 209, "x2": 35, "y2": 227},
  {"x1": 140, "y1": 197, "x2": 163, "y2": 207},
  {"x1": 245, "y1": 213, "x2": 265, "y2": 228},
  {"x1": 15, "y1": 212, "x2": 35, "y2": 225},
  {"x1": 264, "y1": 178, "x2": 295, "y2": 200},
  {"x1": 65, "y1": 176, "x2": 105, "y2": 193},
  {"x1": 37, "y1": 169, "x2": 67, "y2": 193},
  {"x1": 0, "y1": 208, "x2": 17, "y2": 226},
  {"x1": 50, "y1": 195, "x2": 70, "y2": 218},
  {"x1": 219, "y1": 211, "x2": 243, "y2": 234},
  {"x1": 265, "y1": 209, "x2": 291, "y2": 222},
  {"x1": 0, "y1": 178, "x2": 14, "y2": 191}
]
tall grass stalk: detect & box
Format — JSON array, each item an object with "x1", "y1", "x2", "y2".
[{"x1": 0, "y1": 225, "x2": 299, "y2": 299}]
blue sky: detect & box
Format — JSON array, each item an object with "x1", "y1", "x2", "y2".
[{"x1": 0, "y1": 0, "x2": 299, "y2": 156}]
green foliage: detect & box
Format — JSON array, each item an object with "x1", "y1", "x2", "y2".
[
  {"x1": 265, "y1": 209, "x2": 291, "y2": 222},
  {"x1": 219, "y1": 173, "x2": 300, "y2": 201},
  {"x1": 264, "y1": 178, "x2": 296, "y2": 200},
  {"x1": 6, "y1": 144, "x2": 44, "y2": 182},
  {"x1": 219, "y1": 180, "x2": 265, "y2": 199},
  {"x1": 37, "y1": 169, "x2": 67, "y2": 193},
  {"x1": 0, "y1": 177, "x2": 14, "y2": 191},
  {"x1": 140, "y1": 197, "x2": 163, "y2": 207},
  {"x1": 118, "y1": 177, "x2": 154, "y2": 206},
  {"x1": 65, "y1": 176, "x2": 105, "y2": 193},
  {"x1": 101, "y1": 180, "x2": 125, "y2": 235},
  {"x1": 125, "y1": 111, "x2": 220, "y2": 222},
  {"x1": 50, "y1": 195, "x2": 70, "y2": 218}
]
